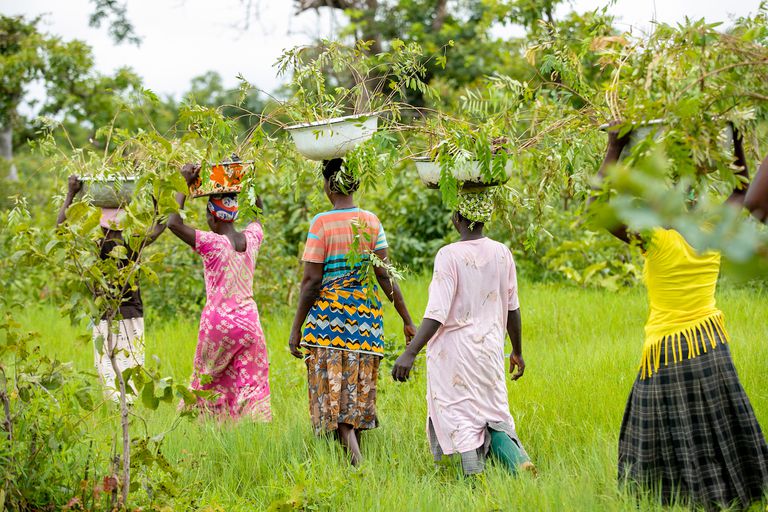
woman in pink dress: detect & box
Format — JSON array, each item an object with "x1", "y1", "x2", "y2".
[
  {"x1": 167, "y1": 163, "x2": 271, "y2": 420},
  {"x1": 392, "y1": 190, "x2": 534, "y2": 476}
]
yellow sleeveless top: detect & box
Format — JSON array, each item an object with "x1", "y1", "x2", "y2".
[{"x1": 640, "y1": 228, "x2": 729, "y2": 379}]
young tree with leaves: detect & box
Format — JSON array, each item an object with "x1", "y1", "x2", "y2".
[{"x1": 0, "y1": 15, "x2": 93, "y2": 181}]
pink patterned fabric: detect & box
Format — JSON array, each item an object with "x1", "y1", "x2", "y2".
[{"x1": 189, "y1": 222, "x2": 272, "y2": 421}]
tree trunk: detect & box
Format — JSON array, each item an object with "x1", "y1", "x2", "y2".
[
  {"x1": 0, "y1": 123, "x2": 17, "y2": 182},
  {"x1": 362, "y1": 0, "x2": 381, "y2": 53},
  {"x1": 432, "y1": 0, "x2": 448, "y2": 32},
  {"x1": 0, "y1": 368, "x2": 12, "y2": 446},
  {"x1": 105, "y1": 313, "x2": 131, "y2": 508},
  {"x1": 292, "y1": 0, "x2": 383, "y2": 113}
]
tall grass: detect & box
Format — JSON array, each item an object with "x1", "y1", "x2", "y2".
[{"x1": 20, "y1": 278, "x2": 768, "y2": 511}]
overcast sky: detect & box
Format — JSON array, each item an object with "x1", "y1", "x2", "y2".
[{"x1": 3, "y1": 0, "x2": 763, "y2": 101}]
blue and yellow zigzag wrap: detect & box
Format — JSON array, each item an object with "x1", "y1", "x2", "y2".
[{"x1": 301, "y1": 272, "x2": 384, "y2": 356}]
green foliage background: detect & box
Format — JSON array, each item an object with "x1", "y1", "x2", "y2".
[{"x1": 3, "y1": 1, "x2": 768, "y2": 509}]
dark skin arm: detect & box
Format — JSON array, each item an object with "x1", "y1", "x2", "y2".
[
  {"x1": 725, "y1": 124, "x2": 750, "y2": 207},
  {"x1": 140, "y1": 197, "x2": 168, "y2": 246},
  {"x1": 588, "y1": 126, "x2": 637, "y2": 244},
  {"x1": 242, "y1": 195, "x2": 264, "y2": 231},
  {"x1": 373, "y1": 248, "x2": 417, "y2": 343},
  {"x1": 56, "y1": 175, "x2": 82, "y2": 226},
  {"x1": 738, "y1": 122, "x2": 768, "y2": 221},
  {"x1": 287, "y1": 248, "x2": 416, "y2": 359},
  {"x1": 144, "y1": 222, "x2": 167, "y2": 245},
  {"x1": 252, "y1": 195, "x2": 264, "y2": 224},
  {"x1": 745, "y1": 155, "x2": 768, "y2": 222},
  {"x1": 57, "y1": 175, "x2": 166, "y2": 245},
  {"x1": 391, "y1": 318, "x2": 441, "y2": 382},
  {"x1": 392, "y1": 308, "x2": 525, "y2": 382},
  {"x1": 507, "y1": 308, "x2": 524, "y2": 380},
  {"x1": 167, "y1": 163, "x2": 200, "y2": 248},
  {"x1": 288, "y1": 262, "x2": 324, "y2": 358}
]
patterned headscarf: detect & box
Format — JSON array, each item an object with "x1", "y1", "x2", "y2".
[
  {"x1": 207, "y1": 194, "x2": 239, "y2": 222},
  {"x1": 457, "y1": 189, "x2": 496, "y2": 227}
]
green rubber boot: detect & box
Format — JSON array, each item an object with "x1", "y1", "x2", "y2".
[{"x1": 489, "y1": 429, "x2": 534, "y2": 476}]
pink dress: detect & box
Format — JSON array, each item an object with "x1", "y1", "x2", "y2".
[
  {"x1": 190, "y1": 222, "x2": 271, "y2": 421},
  {"x1": 424, "y1": 238, "x2": 520, "y2": 456}
]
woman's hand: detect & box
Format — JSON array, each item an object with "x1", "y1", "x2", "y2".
[
  {"x1": 180, "y1": 163, "x2": 201, "y2": 187},
  {"x1": 404, "y1": 323, "x2": 417, "y2": 346},
  {"x1": 392, "y1": 349, "x2": 416, "y2": 382},
  {"x1": 288, "y1": 329, "x2": 304, "y2": 359},
  {"x1": 606, "y1": 121, "x2": 632, "y2": 154},
  {"x1": 67, "y1": 175, "x2": 83, "y2": 196},
  {"x1": 509, "y1": 352, "x2": 525, "y2": 381},
  {"x1": 732, "y1": 123, "x2": 745, "y2": 158}
]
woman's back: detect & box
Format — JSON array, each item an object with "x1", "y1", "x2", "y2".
[
  {"x1": 643, "y1": 228, "x2": 721, "y2": 340},
  {"x1": 195, "y1": 222, "x2": 263, "y2": 306},
  {"x1": 425, "y1": 237, "x2": 518, "y2": 338},
  {"x1": 303, "y1": 208, "x2": 387, "y2": 283}
]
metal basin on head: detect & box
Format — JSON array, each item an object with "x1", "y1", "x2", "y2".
[{"x1": 285, "y1": 113, "x2": 379, "y2": 161}]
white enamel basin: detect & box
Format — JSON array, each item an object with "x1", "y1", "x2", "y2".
[
  {"x1": 285, "y1": 113, "x2": 379, "y2": 161},
  {"x1": 414, "y1": 158, "x2": 513, "y2": 189}
]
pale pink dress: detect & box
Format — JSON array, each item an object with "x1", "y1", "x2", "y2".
[
  {"x1": 190, "y1": 222, "x2": 272, "y2": 421},
  {"x1": 424, "y1": 238, "x2": 520, "y2": 456}
]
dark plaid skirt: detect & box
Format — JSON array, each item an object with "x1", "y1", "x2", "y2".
[{"x1": 619, "y1": 329, "x2": 768, "y2": 509}]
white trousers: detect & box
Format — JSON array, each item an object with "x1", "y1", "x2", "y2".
[{"x1": 92, "y1": 317, "x2": 145, "y2": 402}]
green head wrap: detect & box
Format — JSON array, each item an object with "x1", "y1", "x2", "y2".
[{"x1": 457, "y1": 189, "x2": 496, "y2": 227}]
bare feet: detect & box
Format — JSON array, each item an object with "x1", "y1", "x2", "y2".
[{"x1": 337, "y1": 423, "x2": 363, "y2": 467}]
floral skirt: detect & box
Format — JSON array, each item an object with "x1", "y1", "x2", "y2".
[{"x1": 305, "y1": 347, "x2": 381, "y2": 435}]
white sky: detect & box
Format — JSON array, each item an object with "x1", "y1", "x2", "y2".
[{"x1": 2, "y1": 0, "x2": 763, "y2": 102}]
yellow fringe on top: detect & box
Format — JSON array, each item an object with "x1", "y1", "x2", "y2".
[{"x1": 639, "y1": 311, "x2": 730, "y2": 379}]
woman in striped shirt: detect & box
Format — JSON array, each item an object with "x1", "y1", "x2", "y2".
[{"x1": 288, "y1": 158, "x2": 416, "y2": 466}]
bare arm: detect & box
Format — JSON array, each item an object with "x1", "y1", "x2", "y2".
[
  {"x1": 391, "y1": 318, "x2": 442, "y2": 382},
  {"x1": 241, "y1": 195, "x2": 264, "y2": 227},
  {"x1": 744, "y1": 154, "x2": 768, "y2": 222},
  {"x1": 167, "y1": 164, "x2": 199, "y2": 248},
  {"x1": 288, "y1": 262, "x2": 324, "y2": 358},
  {"x1": 144, "y1": 220, "x2": 167, "y2": 246},
  {"x1": 141, "y1": 197, "x2": 167, "y2": 246},
  {"x1": 725, "y1": 124, "x2": 750, "y2": 207},
  {"x1": 373, "y1": 247, "x2": 416, "y2": 343},
  {"x1": 56, "y1": 175, "x2": 82, "y2": 226},
  {"x1": 588, "y1": 127, "x2": 637, "y2": 244},
  {"x1": 507, "y1": 308, "x2": 524, "y2": 380},
  {"x1": 252, "y1": 195, "x2": 263, "y2": 225}
]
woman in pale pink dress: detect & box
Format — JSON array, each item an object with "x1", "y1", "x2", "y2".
[
  {"x1": 392, "y1": 190, "x2": 534, "y2": 476},
  {"x1": 167, "y1": 163, "x2": 271, "y2": 421}
]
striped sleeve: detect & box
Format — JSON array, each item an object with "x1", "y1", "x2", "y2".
[
  {"x1": 374, "y1": 222, "x2": 388, "y2": 250},
  {"x1": 302, "y1": 215, "x2": 325, "y2": 263}
]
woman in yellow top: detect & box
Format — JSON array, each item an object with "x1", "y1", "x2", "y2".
[{"x1": 596, "y1": 126, "x2": 768, "y2": 510}]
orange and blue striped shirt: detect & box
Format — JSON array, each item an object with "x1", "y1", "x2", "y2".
[{"x1": 302, "y1": 208, "x2": 388, "y2": 283}]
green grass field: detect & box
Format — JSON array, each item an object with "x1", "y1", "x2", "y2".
[{"x1": 19, "y1": 278, "x2": 768, "y2": 511}]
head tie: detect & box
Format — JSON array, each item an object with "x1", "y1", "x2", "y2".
[{"x1": 207, "y1": 194, "x2": 238, "y2": 222}]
